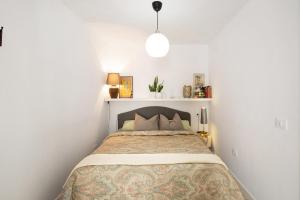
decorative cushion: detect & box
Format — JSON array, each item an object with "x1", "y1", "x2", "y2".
[
  {"x1": 181, "y1": 120, "x2": 192, "y2": 130},
  {"x1": 159, "y1": 113, "x2": 184, "y2": 130},
  {"x1": 120, "y1": 120, "x2": 134, "y2": 131},
  {"x1": 134, "y1": 114, "x2": 159, "y2": 131}
]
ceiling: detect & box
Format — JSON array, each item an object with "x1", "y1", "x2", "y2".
[{"x1": 63, "y1": 0, "x2": 249, "y2": 44}]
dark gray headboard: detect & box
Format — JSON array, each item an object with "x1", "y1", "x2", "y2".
[{"x1": 117, "y1": 106, "x2": 191, "y2": 129}]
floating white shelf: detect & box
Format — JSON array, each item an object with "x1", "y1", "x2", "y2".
[{"x1": 104, "y1": 98, "x2": 212, "y2": 102}]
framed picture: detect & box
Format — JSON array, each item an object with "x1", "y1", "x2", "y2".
[
  {"x1": 193, "y1": 73, "x2": 205, "y2": 97},
  {"x1": 119, "y1": 76, "x2": 133, "y2": 98},
  {"x1": 193, "y1": 73, "x2": 205, "y2": 88}
]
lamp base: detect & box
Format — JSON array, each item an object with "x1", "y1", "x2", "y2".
[
  {"x1": 109, "y1": 87, "x2": 119, "y2": 98},
  {"x1": 197, "y1": 131, "x2": 208, "y2": 137}
]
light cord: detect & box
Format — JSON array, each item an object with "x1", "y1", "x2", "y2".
[{"x1": 156, "y1": 11, "x2": 159, "y2": 32}]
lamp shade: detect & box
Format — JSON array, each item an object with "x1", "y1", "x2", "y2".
[
  {"x1": 145, "y1": 33, "x2": 169, "y2": 58},
  {"x1": 106, "y1": 73, "x2": 120, "y2": 86},
  {"x1": 200, "y1": 107, "x2": 208, "y2": 124}
]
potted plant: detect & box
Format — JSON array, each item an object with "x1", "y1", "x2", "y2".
[{"x1": 148, "y1": 76, "x2": 164, "y2": 98}]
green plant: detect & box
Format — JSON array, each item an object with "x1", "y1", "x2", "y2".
[
  {"x1": 157, "y1": 81, "x2": 164, "y2": 92},
  {"x1": 148, "y1": 76, "x2": 164, "y2": 92}
]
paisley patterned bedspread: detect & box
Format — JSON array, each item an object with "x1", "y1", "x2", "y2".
[{"x1": 60, "y1": 130, "x2": 245, "y2": 200}]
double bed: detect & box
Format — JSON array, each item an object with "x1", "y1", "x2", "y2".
[{"x1": 60, "y1": 106, "x2": 245, "y2": 200}]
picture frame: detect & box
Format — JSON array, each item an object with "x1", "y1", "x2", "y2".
[
  {"x1": 193, "y1": 73, "x2": 205, "y2": 89},
  {"x1": 193, "y1": 73, "x2": 205, "y2": 97},
  {"x1": 119, "y1": 76, "x2": 133, "y2": 98}
]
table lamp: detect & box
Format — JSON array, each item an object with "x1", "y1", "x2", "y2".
[
  {"x1": 106, "y1": 73, "x2": 120, "y2": 98},
  {"x1": 200, "y1": 107, "x2": 208, "y2": 136}
]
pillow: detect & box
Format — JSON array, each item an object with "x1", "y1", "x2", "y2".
[
  {"x1": 159, "y1": 113, "x2": 184, "y2": 130},
  {"x1": 181, "y1": 120, "x2": 192, "y2": 130},
  {"x1": 134, "y1": 113, "x2": 159, "y2": 131},
  {"x1": 120, "y1": 120, "x2": 134, "y2": 131}
]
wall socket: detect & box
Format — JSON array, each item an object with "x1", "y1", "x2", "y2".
[{"x1": 274, "y1": 118, "x2": 288, "y2": 130}]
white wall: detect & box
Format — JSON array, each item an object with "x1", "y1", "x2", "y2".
[
  {"x1": 88, "y1": 23, "x2": 210, "y2": 132},
  {"x1": 88, "y1": 23, "x2": 209, "y2": 99},
  {"x1": 124, "y1": 44, "x2": 209, "y2": 98},
  {"x1": 209, "y1": 0, "x2": 300, "y2": 199},
  {"x1": 0, "y1": 0, "x2": 108, "y2": 199}
]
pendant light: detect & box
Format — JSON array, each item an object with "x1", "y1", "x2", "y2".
[{"x1": 145, "y1": 1, "x2": 169, "y2": 58}]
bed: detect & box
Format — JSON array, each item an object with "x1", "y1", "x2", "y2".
[{"x1": 60, "y1": 106, "x2": 245, "y2": 200}]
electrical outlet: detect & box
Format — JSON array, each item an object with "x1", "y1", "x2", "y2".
[
  {"x1": 274, "y1": 118, "x2": 288, "y2": 131},
  {"x1": 232, "y1": 149, "x2": 238, "y2": 157}
]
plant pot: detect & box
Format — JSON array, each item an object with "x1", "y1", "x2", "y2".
[
  {"x1": 149, "y1": 92, "x2": 156, "y2": 99},
  {"x1": 156, "y1": 92, "x2": 163, "y2": 99}
]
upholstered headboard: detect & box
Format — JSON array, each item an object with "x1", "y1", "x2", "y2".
[{"x1": 117, "y1": 106, "x2": 191, "y2": 129}]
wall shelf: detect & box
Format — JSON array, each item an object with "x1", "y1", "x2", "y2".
[{"x1": 104, "y1": 98, "x2": 212, "y2": 102}]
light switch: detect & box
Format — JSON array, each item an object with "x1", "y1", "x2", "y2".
[
  {"x1": 274, "y1": 118, "x2": 280, "y2": 127},
  {"x1": 280, "y1": 120, "x2": 288, "y2": 130}
]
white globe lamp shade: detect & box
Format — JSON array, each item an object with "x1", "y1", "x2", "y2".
[{"x1": 145, "y1": 33, "x2": 169, "y2": 58}]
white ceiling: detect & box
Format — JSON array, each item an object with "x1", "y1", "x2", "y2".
[{"x1": 63, "y1": 0, "x2": 248, "y2": 44}]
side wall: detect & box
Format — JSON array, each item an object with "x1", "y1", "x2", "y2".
[
  {"x1": 209, "y1": 0, "x2": 300, "y2": 199},
  {"x1": 0, "y1": 0, "x2": 108, "y2": 199}
]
